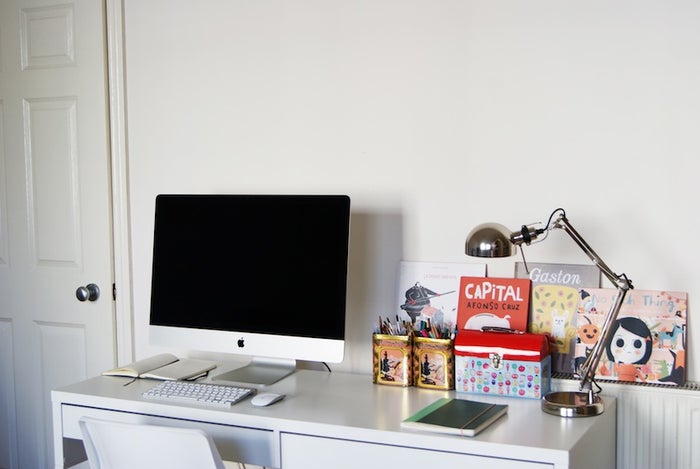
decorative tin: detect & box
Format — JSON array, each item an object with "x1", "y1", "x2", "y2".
[
  {"x1": 412, "y1": 336, "x2": 454, "y2": 390},
  {"x1": 454, "y1": 329, "x2": 551, "y2": 399},
  {"x1": 373, "y1": 334, "x2": 412, "y2": 386}
]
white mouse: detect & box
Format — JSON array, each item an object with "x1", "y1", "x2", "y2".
[{"x1": 251, "y1": 392, "x2": 285, "y2": 407}]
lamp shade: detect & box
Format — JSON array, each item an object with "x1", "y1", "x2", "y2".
[{"x1": 465, "y1": 223, "x2": 516, "y2": 258}]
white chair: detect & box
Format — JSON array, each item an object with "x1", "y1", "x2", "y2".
[{"x1": 78, "y1": 416, "x2": 245, "y2": 469}]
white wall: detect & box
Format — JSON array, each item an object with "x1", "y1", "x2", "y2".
[{"x1": 124, "y1": 0, "x2": 699, "y2": 381}]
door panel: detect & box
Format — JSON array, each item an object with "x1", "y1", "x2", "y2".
[
  {"x1": 25, "y1": 97, "x2": 81, "y2": 267},
  {"x1": 0, "y1": 1, "x2": 115, "y2": 467}
]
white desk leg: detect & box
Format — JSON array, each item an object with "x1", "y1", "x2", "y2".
[{"x1": 51, "y1": 400, "x2": 65, "y2": 468}]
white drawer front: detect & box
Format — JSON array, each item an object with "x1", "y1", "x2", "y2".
[{"x1": 281, "y1": 432, "x2": 553, "y2": 469}]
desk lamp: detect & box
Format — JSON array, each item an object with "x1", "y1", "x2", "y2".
[{"x1": 465, "y1": 208, "x2": 633, "y2": 417}]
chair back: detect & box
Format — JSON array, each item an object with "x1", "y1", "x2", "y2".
[{"x1": 79, "y1": 416, "x2": 229, "y2": 469}]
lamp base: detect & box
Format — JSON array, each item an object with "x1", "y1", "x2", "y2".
[{"x1": 541, "y1": 391, "x2": 604, "y2": 417}]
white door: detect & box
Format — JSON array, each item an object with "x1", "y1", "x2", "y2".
[{"x1": 0, "y1": 0, "x2": 115, "y2": 468}]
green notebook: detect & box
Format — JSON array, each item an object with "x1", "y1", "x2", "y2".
[{"x1": 401, "y1": 398, "x2": 508, "y2": 437}]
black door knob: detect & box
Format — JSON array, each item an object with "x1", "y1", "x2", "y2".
[{"x1": 76, "y1": 283, "x2": 100, "y2": 302}]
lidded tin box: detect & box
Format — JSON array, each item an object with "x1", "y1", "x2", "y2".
[{"x1": 455, "y1": 329, "x2": 551, "y2": 399}]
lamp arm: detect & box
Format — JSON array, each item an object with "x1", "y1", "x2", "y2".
[
  {"x1": 552, "y1": 213, "x2": 633, "y2": 396},
  {"x1": 552, "y1": 214, "x2": 628, "y2": 290}
]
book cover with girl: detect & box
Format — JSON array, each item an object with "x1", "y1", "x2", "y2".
[{"x1": 574, "y1": 288, "x2": 687, "y2": 386}]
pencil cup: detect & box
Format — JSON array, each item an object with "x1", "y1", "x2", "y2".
[
  {"x1": 412, "y1": 336, "x2": 454, "y2": 390},
  {"x1": 373, "y1": 334, "x2": 413, "y2": 387}
]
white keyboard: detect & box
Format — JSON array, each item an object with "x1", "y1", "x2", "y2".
[{"x1": 142, "y1": 380, "x2": 255, "y2": 408}]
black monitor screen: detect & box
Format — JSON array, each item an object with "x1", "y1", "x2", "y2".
[{"x1": 149, "y1": 194, "x2": 351, "y2": 341}]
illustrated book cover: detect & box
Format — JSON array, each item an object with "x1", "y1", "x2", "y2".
[
  {"x1": 515, "y1": 262, "x2": 601, "y2": 374},
  {"x1": 574, "y1": 288, "x2": 687, "y2": 385},
  {"x1": 102, "y1": 353, "x2": 217, "y2": 381},
  {"x1": 397, "y1": 261, "x2": 486, "y2": 328},
  {"x1": 401, "y1": 397, "x2": 508, "y2": 437},
  {"x1": 456, "y1": 277, "x2": 531, "y2": 332}
]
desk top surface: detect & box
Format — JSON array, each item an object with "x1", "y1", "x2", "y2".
[{"x1": 53, "y1": 368, "x2": 615, "y2": 460}]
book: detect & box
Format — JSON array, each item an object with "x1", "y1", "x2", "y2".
[
  {"x1": 402, "y1": 397, "x2": 508, "y2": 437},
  {"x1": 397, "y1": 261, "x2": 486, "y2": 328},
  {"x1": 456, "y1": 277, "x2": 531, "y2": 332},
  {"x1": 574, "y1": 288, "x2": 687, "y2": 386},
  {"x1": 139, "y1": 359, "x2": 217, "y2": 380},
  {"x1": 102, "y1": 353, "x2": 217, "y2": 381},
  {"x1": 515, "y1": 262, "x2": 601, "y2": 374},
  {"x1": 514, "y1": 262, "x2": 601, "y2": 289}
]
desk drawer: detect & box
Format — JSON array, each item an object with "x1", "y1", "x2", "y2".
[
  {"x1": 62, "y1": 404, "x2": 277, "y2": 467},
  {"x1": 281, "y1": 433, "x2": 553, "y2": 469}
]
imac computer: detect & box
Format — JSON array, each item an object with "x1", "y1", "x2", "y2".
[{"x1": 148, "y1": 194, "x2": 351, "y2": 386}]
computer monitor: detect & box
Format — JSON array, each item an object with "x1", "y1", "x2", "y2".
[{"x1": 148, "y1": 194, "x2": 351, "y2": 386}]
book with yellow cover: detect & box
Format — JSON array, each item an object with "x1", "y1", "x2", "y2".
[{"x1": 515, "y1": 262, "x2": 601, "y2": 374}]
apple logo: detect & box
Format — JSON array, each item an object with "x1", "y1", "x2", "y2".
[{"x1": 237, "y1": 338, "x2": 245, "y2": 348}]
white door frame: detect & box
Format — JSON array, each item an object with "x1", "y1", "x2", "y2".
[{"x1": 105, "y1": 0, "x2": 133, "y2": 366}]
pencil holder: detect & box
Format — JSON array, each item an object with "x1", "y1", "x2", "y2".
[
  {"x1": 372, "y1": 334, "x2": 413, "y2": 386},
  {"x1": 412, "y1": 336, "x2": 454, "y2": 390}
]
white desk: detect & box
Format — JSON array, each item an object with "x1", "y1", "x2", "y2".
[{"x1": 52, "y1": 370, "x2": 615, "y2": 469}]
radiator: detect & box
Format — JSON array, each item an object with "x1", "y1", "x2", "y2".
[{"x1": 553, "y1": 378, "x2": 700, "y2": 469}]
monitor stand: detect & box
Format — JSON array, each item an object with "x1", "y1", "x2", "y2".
[{"x1": 212, "y1": 357, "x2": 296, "y2": 387}]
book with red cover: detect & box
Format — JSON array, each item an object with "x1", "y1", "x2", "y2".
[{"x1": 457, "y1": 277, "x2": 531, "y2": 332}]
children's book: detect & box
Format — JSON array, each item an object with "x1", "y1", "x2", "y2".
[
  {"x1": 574, "y1": 288, "x2": 687, "y2": 386},
  {"x1": 102, "y1": 353, "x2": 217, "y2": 381},
  {"x1": 515, "y1": 262, "x2": 601, "y2": 374},
  {"x1": 397, "y1": 261, "x2": 486, "y2": 328},
  {"x1": 456, "y1": 277, "x2": 531, "y2": 332},
  {"x1": 401, "y1": 397, "x2": 508, "y2": 437},
  {"x1": 514, "y1": 262, "x2": 601, "y2": 289}
]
